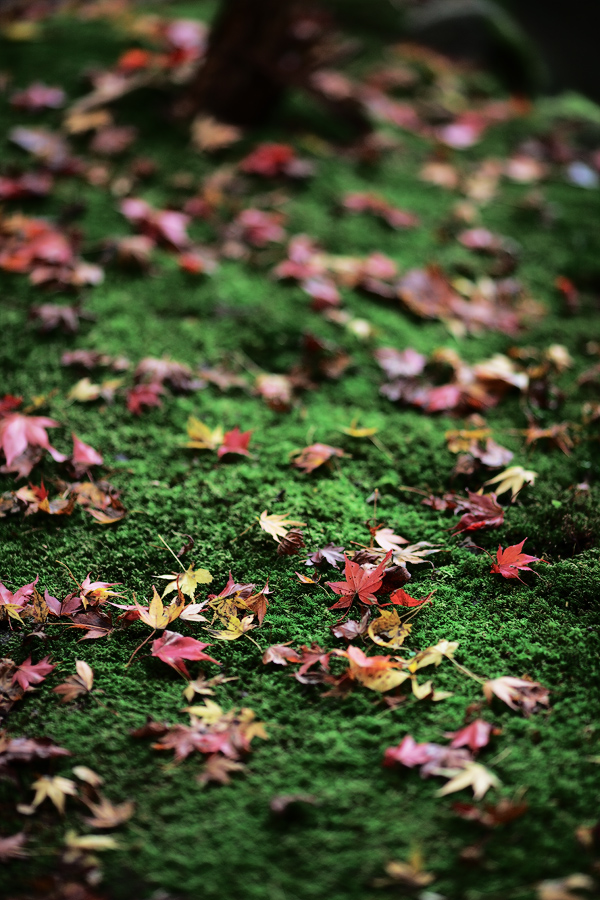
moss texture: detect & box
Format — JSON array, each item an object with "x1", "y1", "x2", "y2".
[{"x1": 1, "y1": 8, "x2": 600, "y2": 900}]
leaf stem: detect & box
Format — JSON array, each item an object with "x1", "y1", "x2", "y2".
[{"x1": 125, "y1": 630, "x2": 156, "y2": 669}]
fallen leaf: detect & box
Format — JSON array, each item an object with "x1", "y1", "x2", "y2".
[
  {"x1": 156, "y1": 565, "x2": 213, "y2": 600},
  {"x1": 262, "y1": 643, "x2": 302, "y2": 666},
  {"x1": 491, "y1": 539, "x2": 546, "y2": 581},
  {"x1": 291, "y1": 443, "x2": 345, "y2": 474},
  {"x1": 483, "y1": 675, "x2": 549, "y2": 716},
  {"x1": 82, "y1": 796, "x2": 135, "y2": 829},
  {"x1": 258, "y1": 510, "x2": 305, "y2": 543},
  {"x1": 436, "y1": 761, "x2": 501, "y2": 800},
  {"x1": 485, "y1": 465, "x2": 537, "y2": 498},
  {"x1": 0, "y1": 832, "x2": 28, "y2": 860},
  {"x1": 447, "y1": 719, "x2": 493, "y2": 752},
  {"x1": 151, "y1": 631, "x2": 220, "y2": 678},
  {"x1": 52, "y1": 660, "x2": 94, "y2": 703},
  {"x1": 20, "y1": 774, "x2": 78, "y2": 814},
  {"x1": 12, "y1": 655, "x2": 54, "y2": 691}
]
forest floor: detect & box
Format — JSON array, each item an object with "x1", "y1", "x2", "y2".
[{"x1": 1, "y1": 5, "x2": 600, "y2": 900}]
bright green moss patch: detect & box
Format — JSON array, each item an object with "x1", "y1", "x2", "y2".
[{"x1": 1, "y1": 9, "x2": 600, "y2": 900}]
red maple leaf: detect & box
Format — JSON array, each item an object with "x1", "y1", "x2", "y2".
[
  {"x1": 388, "y1": 587, "x2": 434, "y2": 608},
  {"x1": 71, "y1": 433, "x2": 103, "y2": 474},
  {"x1": 0, "y1": 413, "x2": 66, "y2": 471},
  {"x1": 490, "y1": 539, "x2": 545, "y2": 581},
  {"x1": 151, "y1": 631, "x2": 220, "y2": 679},
  {"x1": 326, "y1": 552, "x2": 392, "y2": 611},
  {"x1": 217, "y1": 427, "x2": 252, "y2": 458},
  {"x1": 120, "y1": 198, "x2": 191, "y2": 250},
  {"x1": 126, "y1": 383, "x2": 164, "y2": 415},
  {"x1": 452, "y1": 491, "x2": 504, "y2": 533},
  {"x1": 240, "y1": 143, "x2": 295, "y2": 177},
  {"x1": 12, "y1": 656, "x2": 55, "y2": 691},
  {"x1": 447, "y1": 719, "x2": 493, "y2": 752},
  {"x1": 291, "y1": 443, "x2": 345, "y2": 474}
]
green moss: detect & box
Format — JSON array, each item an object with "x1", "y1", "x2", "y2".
[{"x1": 0, "y1": 10, "x2": 599, "y2": 900}]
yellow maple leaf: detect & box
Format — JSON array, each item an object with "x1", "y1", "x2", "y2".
[
  {"x1": 258, "y1": 510, "x2": 305, "y2": 543},
  {"x1": 156, "y1": 565, "x2": 213, "y2": 600},
  {"x1": 485, "y1": 465, "x2": 537, "y2": 498},
  {"x1": 19, "y1": 775, "x2": 78, "y2": 815},
  {"x1": 409, "y1": 640, "x2": 459, "y2": 673},
  {"x1": 135, "y1": 586, "x2": 184, "y2": 630},
  {"x1": 182, "y1": 698, "x2": 224, "y2": 724},
  {"x1": 436, "y1": 762, "x2": 500, "y2": 800},
  {"x1": 206, "y1": 614, "x2": 257, "y2": 641},
  {"x1": 368, "y1": 610, "x2": 412, "y2": 649},
  {"x1": 185, "y1": 416, "x2": 224, "y2": 450}
]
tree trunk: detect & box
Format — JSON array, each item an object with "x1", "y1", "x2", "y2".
[{"x1": 180, "y1": 0, "x2": 297, "y2": 126}]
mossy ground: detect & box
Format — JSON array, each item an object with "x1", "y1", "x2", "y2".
[{"x1": 1, "y1": 8, "x2": 600, "y2": 900}]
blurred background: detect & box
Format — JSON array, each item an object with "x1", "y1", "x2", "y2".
[{"x1": 2, "y1": 0, "x2": 599, "y2": 102}]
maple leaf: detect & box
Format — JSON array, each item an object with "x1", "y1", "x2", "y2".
[
  {"x1": 198, "y1": 755, "x2": 246, "y2": 785},
  {"x1": 305, "y1": 543, "x2": 345, "y2": 569},
  {"x1": 19, "y1": 774, "x2": 78, "y2": 815},
  {"x1": 0, "y1": 735, "x2": 71, "y2": 776},
  {"x1": 524, "y1": 423, "x2": 574, "y2": 456},
  {"x1": 383, "y1": 541, "x2": 441, "y2": 568},
  {"x1": 0, "y1": 577, "x2": 39, "y2": 623},
  {"x1": 82, "y1": 796, "x2": 135, "y2": 829},
  {"x1": 368, "y1": 610, "x2": 412, "y2": 649},
  {"x1": 186, "y1": 416, "x2": 224, "y2": 450},
  {"x1": 258, "y1": 510, "x2": 306, "y2": 543},
  {"x1": 330, "y1": 611, "x2": 370, "y2": 641},
  {"x1": 326, "y1": 552, "x2": 392, "y2": 611},
  {"x1": 277, "y1": 529, "x2": 305, "y2": 556},
  {"x1": 483, "y1": 676, "x2": 549, "y2": 716},
  {"x1": 485, "y1": 465, "x2": 537, "y2": 498},
  {"x1": 242, "y1": 582, "x2": 272, "y2": 625},
  {"x1": 447, "y1": 719, "x2": 493, "y2": 752},
  {"x1": 156, "y1": 565, "x2": 213, "y2": 600},
  {"x1": 436, "y1": 762, "x2": 500, "y2": 801},
  {"x1": 0, "y1": 832, "x2": 28, "y2": 861},
  {"x1": 126, "y1": 382, "x2": 164, "y2": 415},
  {"x1": 134, "y1": 586, "x2": 185, "y2": 630},
  {"x1": 389, "y1": 587, "x2": 434, "y2": 608},
  {"x1": 262, "y1": 643, "x2": 302, "y2": 666},
  {"x1": 490, "y1": 539, "x2": 546, "y2": 581},
  {"x1": 70, "y1": 434, "x2": 103, "y2": 475},
  {"x1": 217, "y1": 427, "x2": 252, "y2": 458},
  {"x1": 291, "y1": 443, "x2": 345, "y2": 474},
  {"x1": 205, "y1": 614, "x2": 258, "y2": 642},
  {"x1": 0, "y1": 413, "x2": 66, "y2": 474},
  {"x1": 296, "y1": 571, "x2": 320, "y2": 584},
  {"x1": 52, "y1": 660, "x2": 94, "y2": 703},
  {"x1": 383, "y1": 734, "x2": 438, "y2": 769},
  {"x1": 452, "y1": 492, "x2": 504, "y2": 534},
  {"x1": 72, "y1": 766, "x2": 104, "y2": 787},
  {"x1": 151, "y1": 631, "x2": 220, "y2": 678},
  {"x1": 373, "y1": 527, "x2": 408, "y2": 552},
  {"x1": 120, "y1": 198, "x2": 191, "y2": 250},
  {"x1": 293, "y1": 644, "x2": 333, "y2": 684},
  {"x1": 79, "y1": 574, "x2": 122, "y2": 607},
  {"x1": 12, "y1": 656, "x2": 55, "y2": 691},
  {"x1": 343, "y1": 645, "x2": 408, "y2": 692},
  {"x1": 240, "y1": 142, "x2": 301, "y2": 177}
]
